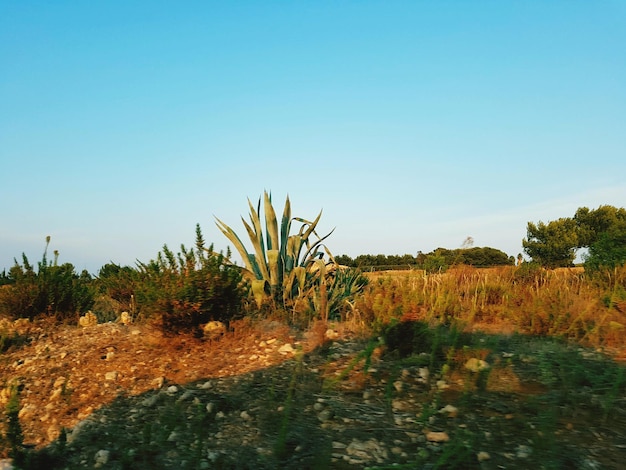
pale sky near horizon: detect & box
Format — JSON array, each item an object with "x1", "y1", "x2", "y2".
[{"x1": 2, "y1": 1, "x2": 625, "y2": 274}]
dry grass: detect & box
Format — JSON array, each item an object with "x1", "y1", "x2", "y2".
[{"x1": 355, "y1": 265, "x2": 626, "y2": 357}]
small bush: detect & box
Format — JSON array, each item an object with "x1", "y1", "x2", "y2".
[
  {"x1": 0, "y1": 238, "x2": 94, "y2": 321},
  {"x1": 135, "y1": 225, "x2": 246, "y2": 335}
]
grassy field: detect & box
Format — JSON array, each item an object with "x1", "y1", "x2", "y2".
[
  {"x1": 1, "y1": 264, "x2": 626, "y2": 469},
  {"x1": 354, "y1": 265, "x2": 626, "y2": 358}
]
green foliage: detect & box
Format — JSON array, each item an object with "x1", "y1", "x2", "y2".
[
  {"x1": 337, "y1": 248, "x2": 512, "y2": 271},
  {"x1": 512, "y1": 261, "x2": 545, "y2": 285},
  {"x1": 422, "y1": 252, "x2": 448, "y2": 273},
  {"x1": 0, "y1": 238, "x2": 95, "y2": 320},
  {"x1": 584, "y1": 220, "x2": 626, "y2": 273},
  {"x1": 343, "y1": 253, "x2": 418, "y2": 269},
  {"x1": 574, "y1": 205, "x2": 626, "y2": 247},
  {"x1": 1, "y1": 382, "x2": 25, "y2": 465},
  {"x1": 524, "y1": 205, "x2": 626, "y2": 268},
  {"x1": 135, "y1": 224, "x2": 245, "y2": 335},
  {"x1": 523, "y1": 218, "x2": 579, "y2": 268},
  {"x1": 216, "y1": 192, "x2": 366, "y2": 320}
]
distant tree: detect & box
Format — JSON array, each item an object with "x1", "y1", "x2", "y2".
[
  {"x1": 523, "y1": 218, "x2": 579, "y2": 268},
  {"x1": 574, "y1": 205, "x2": 626, "y2": 246},
  {"x1": 334, "y1": 255, "x2": 355, "y2": 267},
  {"x1": 583, "y1": 220, "x2": 626, "y2": 272},
  {"x1": 423, "y1": 253, "x2": 448, "y2": 273},
  {"x1": 417, "y1": 247, "x2": 512, "y2": 268},
  {"x1": 461, "y1": 247, "x2": 512, "y2": 266},
  {"x1": 523, "y1": 205, "x2": 626, "y2": 268}
]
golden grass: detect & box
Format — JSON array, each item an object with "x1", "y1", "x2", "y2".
[{"x1": 355, "y1": 265, "x2": 626, "y2": 356}]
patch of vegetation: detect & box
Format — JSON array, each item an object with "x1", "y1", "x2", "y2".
[
  {"x1": 0, "y1": 237, "x2": 94, "y2": 321},
  {"x1": 134, "y1": 224, "x2": 246, "y2": 335}
]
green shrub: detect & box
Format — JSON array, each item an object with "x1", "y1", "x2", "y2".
[
  {"x1": 135, "y1": 225, "x2": 246, "y2": 335},
  {"x1": 0, "y1": 237, "x2": 94, "y2": 321},
  {"x1": 422, "y1": 253, "x2": 448, "y2": 274}
]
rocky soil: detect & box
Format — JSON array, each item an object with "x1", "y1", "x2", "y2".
[{"x1": 0, "y1": 317, "x2": 625, "y2": 469}]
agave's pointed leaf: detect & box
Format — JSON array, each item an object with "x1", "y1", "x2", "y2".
[
  {"x1": 241, "y1": 217, "x2": 270, "y2": 281},
  {"x1": 295, "y1": 210, "x2": 323, "y2": 240},
  {"x1": 280, "y1": 196, "x2": 292, "y2": 255},
  {"x1": 282, "y1": 267, "x2": 298, "y2": 301},
  {"x1": 251, "y1": 279, "x2": 269, "y2": 308},
  {"x1": 286, "y1": 235, "x2": 302, "y2": 265},
  {"x1": 311, "y1": 258, "x2": 327, "y2": 277},
  {"x1": 300, "y1": 228, "x2": 336, "y2": 266},
  {"x1": 267, "y1": 249, "x2": 280, "y2": 289},
  {"x1": 215, "y1": 217, "x2": 259, "y2": 276},
  {"x1": 282, "y1": 270, "x2": 294, "y2": 301},
  {"x1": 247, "y1": 197, "x2": 266, "y2": 255},
  {"x1": 264, "y1": 191, "x2": 280, "y2": 252},
  {"x1": 293, "y1": 266, "x2": 306, "y2": 292},
  {"x1": 278, "y1": 194, "x2": 291, "y2": 285}
]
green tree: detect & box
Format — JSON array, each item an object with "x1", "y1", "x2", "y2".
[
  {"x1": 584, "y1": 220, "x2": 626, "y2": 272},
  {"x1": 522, "y1": 218, "x2": 579, "y2": 268},
  {"x1": 423, "y1": 252, "x2": 448, "y2": 273},
  {"x1": 574, "y1": 205, "x2": 626, "y2": 247},
  {"x1": 524, "y1": 205, "x2": 626, "y2": 268},
  {"x1": 334, "y1": 255, "x2": 355, "y2": 267}
]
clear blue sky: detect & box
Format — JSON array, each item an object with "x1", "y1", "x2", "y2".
[{"x1": 2, "y1": 1, "x2": 625, "y2": 274}]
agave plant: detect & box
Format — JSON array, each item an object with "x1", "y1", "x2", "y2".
[{"x1": 215, "y1": 191, "x2": 365, "y2": 317}]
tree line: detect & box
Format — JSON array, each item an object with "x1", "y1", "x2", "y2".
[
  {"x1": 338, "y1": 205, "x2": 626, "y2": 273},
  {"x1": 336, "y1": 246, "x2": 513, "y2": 272}
]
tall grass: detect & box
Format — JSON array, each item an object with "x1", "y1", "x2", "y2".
[{"x1": 353, "y1": 265, "x2": 626, "y2": 352}]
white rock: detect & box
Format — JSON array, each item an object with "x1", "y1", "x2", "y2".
[
  {"x1": 203, "y1": 321, "x2": 226, "y2": 339},
  {"x1": 278, "y1": 343, "x2": 295, "y2": 354},
  {"x1": 119, "y1": 311, "x2": 132, "y2": 325},
  {"x1": 426, "y1": 431, "x2": 450, "y2": 442},
  {"x1": 325, "y1": 329, "x2": 340, "y2": 340},
  {"x1": 436, "y1": 380, "x2": 449, "y2": 390},
  {"x1": 94, "y1": 449, "x2": 110, "y2": 466},
  {"x1": 464, "y1": 358, "x2": 490, "y2": 373},
  {"x1": 104, "y1": 371, "x2": 118, "y2": 381},
  {"x1": 317, "y1": 409, "x2": 333, "y2": 422},
  {"x1": 53, "y1": 376, "x2": 67, "y2": 389},
  {"x1": 78, "y1": 311, "x2": 98, "y2": 328},
  {"x1": 439, "y1": 404, "x2": 459, "y2": 417},
  {"x1": 142, "y1": 394, "x2": 159, "y2": 407}
]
